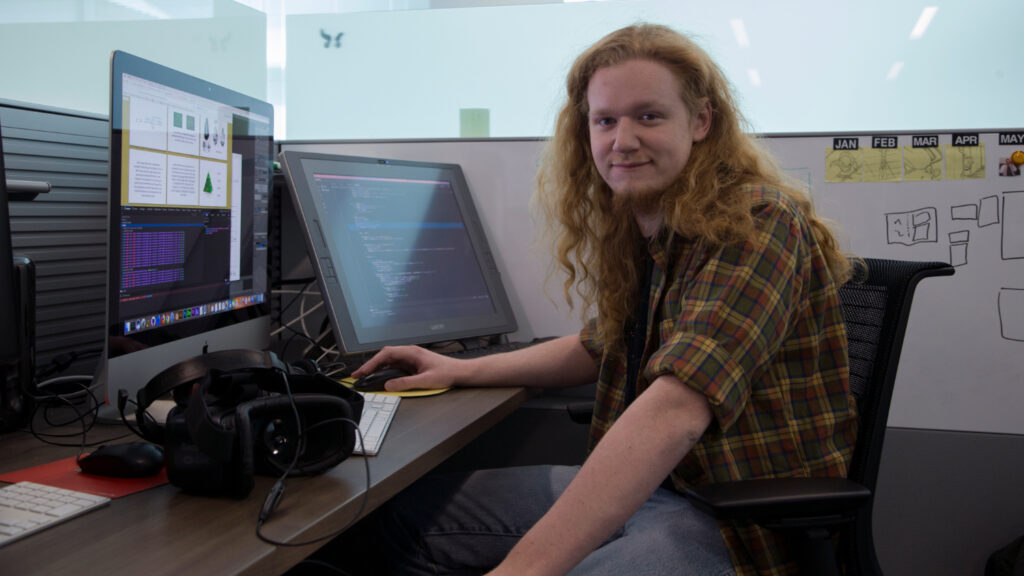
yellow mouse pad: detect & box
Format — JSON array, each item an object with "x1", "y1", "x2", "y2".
[{"x1": 339, "y1": 377, "x2": 451, "y2": 398}]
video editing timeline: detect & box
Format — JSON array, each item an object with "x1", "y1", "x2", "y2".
[
  {"x1": 120, "y1": 228, "x2": 185, "y2": 289},
  {"x1": 118, "y1": 203, "x2": 266, "y2": 336},
  {"x1": 314, "y1": 173, "x2": 496, "y2": 328}
]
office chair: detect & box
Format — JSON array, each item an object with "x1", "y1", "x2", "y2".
[
  {"x1": 683, "y1": 258, "x2": 954, "y2": 575},
  {"x1": 565, "y1": 257, "x2": 954, "y2": 573}
]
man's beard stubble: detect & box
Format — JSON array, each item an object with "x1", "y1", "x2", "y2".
[{"x1": 610, "y1": 185, "x2": 664, "y2": 217}]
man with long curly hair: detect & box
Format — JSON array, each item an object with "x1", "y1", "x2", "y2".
[{"x1": 356, "y1": 23, "x2": 858, "y2": 576}]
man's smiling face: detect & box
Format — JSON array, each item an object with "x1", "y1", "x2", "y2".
[{"x1": 587, "y1": 58, "x2": 711, "y2": 204}]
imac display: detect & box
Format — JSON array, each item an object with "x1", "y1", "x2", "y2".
[
  {"x1": 278, "y1": 151, "x2": 516, "y2": 354},
  {"x1": 101, "y1": 51, "x2": 273, "y2": 406}
]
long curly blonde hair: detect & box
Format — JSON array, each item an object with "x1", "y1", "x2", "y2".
[{"x1": 535, "y1": 23, "x2": 850, "y2": 347}]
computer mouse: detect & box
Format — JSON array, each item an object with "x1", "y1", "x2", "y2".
[
  {"x1": 353, "y1": 367, "x2": 412, "y2": 392},
  {"x1": 78, "y1": 441, "x2": 165, "y2": 478}
]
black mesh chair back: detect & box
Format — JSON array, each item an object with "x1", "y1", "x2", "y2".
[
  {"x1": 684, "y1": 258, "x2": 954, "y2": 575},
  {"x1": 837, "y1": 258, "x2": 954, "y2": 574}
]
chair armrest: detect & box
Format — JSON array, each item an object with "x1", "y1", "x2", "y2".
[
  {"x1": 566, "y1": 401, "x2": 594, "y2": 424},
  {"x1": 684, "y1": 478, "x2": 871, "y2": 529}
]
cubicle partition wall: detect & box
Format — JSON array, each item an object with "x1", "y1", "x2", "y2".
[{"x1": 0, "y1": 100, "x2": 108, "y2": 380}]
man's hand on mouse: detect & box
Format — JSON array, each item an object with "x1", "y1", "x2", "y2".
[{"x1": 351, "y1": 345, "x2": 463, "y2": 392}]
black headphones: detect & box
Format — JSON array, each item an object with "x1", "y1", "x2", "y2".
[{"x1": 122, "y1": 349, "x2": 363, "y2": 498}]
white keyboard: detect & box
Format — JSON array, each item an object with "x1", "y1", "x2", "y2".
[
  {"x1": 0, "y1": 481, "x2": 110, "y2": 547},
  {"x1": 354, "y1": 392, "x2": 401, "y2": 456}
]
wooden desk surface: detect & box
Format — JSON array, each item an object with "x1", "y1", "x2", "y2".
[{"x1": 0, "y1": 386, "x2": 528, "y2": 576}]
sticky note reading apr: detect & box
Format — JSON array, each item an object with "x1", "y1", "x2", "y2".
[{"x1": 946, "y1": 142, "x2": 986, "y2": 180}]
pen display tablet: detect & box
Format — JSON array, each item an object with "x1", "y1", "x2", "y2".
[{"x1": 280, "y1": 151, "x2": 516, "y2": 353}]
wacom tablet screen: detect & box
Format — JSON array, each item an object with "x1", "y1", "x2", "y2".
[
  {"x1": 293, "y1": 155, "x2": 515, "y2": 352},
  {"x1": 317, "y1": 172, "x2": 494, "y2": 325}
]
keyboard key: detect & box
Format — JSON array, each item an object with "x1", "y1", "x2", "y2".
[{"x1": 353, "y1": 392, "x2": 401, "y2": 456}]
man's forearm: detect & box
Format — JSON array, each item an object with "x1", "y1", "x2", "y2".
[
  {"x1": 459, "y1": 334, "x2": 599, "y2": 389},
  {"x1": 489, "y1": 375, "x2": 713, "y2": 576}
]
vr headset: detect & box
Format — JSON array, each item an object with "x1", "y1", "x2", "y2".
[{"x1": 121, "y1": 349, "x2": 363, "y2": 499}]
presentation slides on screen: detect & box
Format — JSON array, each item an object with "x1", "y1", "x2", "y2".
[{"x1": 126, "y1": 96, "x2": 231, "y2": 209}]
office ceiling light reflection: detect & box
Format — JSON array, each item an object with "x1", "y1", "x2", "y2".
[
  {"x1": 910, "y1": 6, "x2": 938, "y2": 39},
  {"x1": 730, "y1": 19, "x2": 750, "y2": 47},
  {"x1": 106, "y1": 0, "x2": 171, "y2": 19},
  {"x1": 887, "y1": 61, "x2": 904, "y2": 80}
]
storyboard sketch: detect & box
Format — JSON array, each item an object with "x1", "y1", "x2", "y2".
[{"x1": 766, "y1": 130, "x2": 1024, "y2": 434}]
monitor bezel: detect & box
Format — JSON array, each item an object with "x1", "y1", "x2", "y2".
[{"x1": 279, "y1": 150, "x2": 518, "y2": 354}]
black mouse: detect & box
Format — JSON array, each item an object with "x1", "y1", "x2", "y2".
[
  {"x1": 353, "y1": 367, "x2": 412, "y2": 392},
  {"x1": 78, "y1": 442, "x2": 164, "y2": 478}
]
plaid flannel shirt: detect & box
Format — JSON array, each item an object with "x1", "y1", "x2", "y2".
[{"x1": 580, "y1": 185, "x2": 858, "y2": 575}]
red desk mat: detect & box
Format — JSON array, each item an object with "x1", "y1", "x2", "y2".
[{"x1": 0, "y1": 456, "x2": 168, "y2": 499}]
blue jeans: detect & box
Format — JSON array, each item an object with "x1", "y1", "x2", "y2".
[{"x1": 378, "y1": 465, "x2": 735, "y2": 576}]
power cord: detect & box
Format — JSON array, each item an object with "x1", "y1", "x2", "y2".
[
  {"x1": 16, "y1": 374, "x2": 132, "y2": 451},
  {"x1": 254, "y1": 369, "x2": 372, "y2": 548},
  {"x1": 11, "y1": 344, "x2": 119, "y2": 452},
  {"x1": 34, "y1": 347, "x2": 102, "y2": 381},
  {"x1": 272, "y1": 281, "x2": 337, "y2": 359}
]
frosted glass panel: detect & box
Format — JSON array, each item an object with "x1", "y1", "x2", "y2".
[
  {"x1": 0, "y1": 0, "x2": 266, "y2": 116},
  {"x1": 1, "y1": 0, "x2": 1019, "y2": 138},
  {"x1": 285, "y1": 2, "x2": 702, "y2": 139},
  {"x1": 285, "y1": 0, "x2": 1023, "y2": 139}
]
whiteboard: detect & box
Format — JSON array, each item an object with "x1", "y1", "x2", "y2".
[
  {"x1": 280, "y1": 132, "x2": 1024, "y2": 435},
  {"x1": 767, "y1": 130, "x2": 1024, "y2": 435}
]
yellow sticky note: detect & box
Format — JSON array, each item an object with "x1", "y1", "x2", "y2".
[
  {"x1": 946, "y1": 143, "x2": 986, "y2": 180},
  {"x1": 942, "y1": 143, "x2": 983, "y2": 179},
  {"x1": 863, "y1": 148, "x2": 903, "y2": 182},
  {"x1": 825, "y1": 148, "x2": 863, "y2": 183},
  {"x1": 904, "y1": 146, "x2": 944, "y2": 181}
]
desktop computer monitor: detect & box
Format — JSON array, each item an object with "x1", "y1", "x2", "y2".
[
  {"x1": 278, "y1": 151, "x2": 517, "y2": 354},
  {"x1": 100, "y1": 51, "x2": 274, "y2": 408}
]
